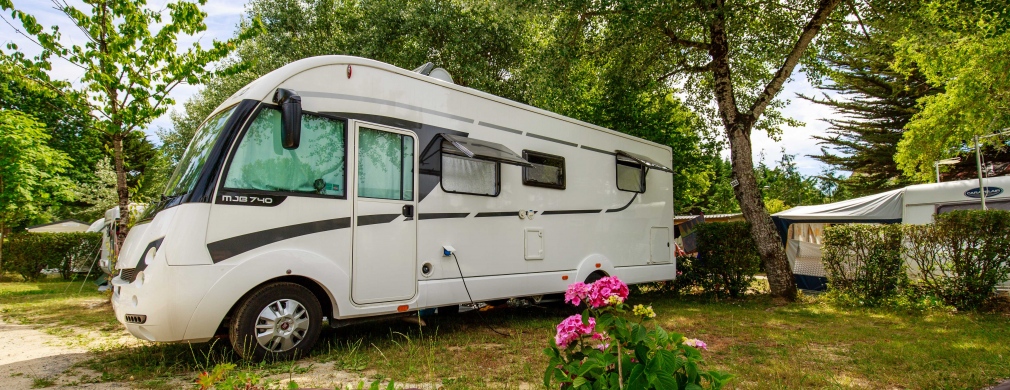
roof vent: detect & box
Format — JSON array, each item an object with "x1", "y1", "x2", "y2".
[{"x1": 412, "y1": 62, "x2": 454, "y2": 84}]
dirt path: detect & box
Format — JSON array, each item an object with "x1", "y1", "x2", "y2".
[{"x1": 0, "y1": 317, "x2": 124, "y2": 389}]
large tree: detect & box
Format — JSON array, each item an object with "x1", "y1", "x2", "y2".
[
  {"x1": 1, "y1": 0, "x2": 257, "y2": 246},
  {"x1": 0, "y1": 110, "x2": 73, "y2": 258},
  {"x1": 535, "y1": 0, "x2": 849, "y2": 299},
  {"x1": 892, "y1": 0, "x2": 1010, "y2": 179},
  {"x1": 800, "y1": 21, "x2": 938, "y2": 195}
]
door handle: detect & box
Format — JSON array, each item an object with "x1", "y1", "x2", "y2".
[{"x1": 402, "y1": 205, "x2": 414, "y2": 218}]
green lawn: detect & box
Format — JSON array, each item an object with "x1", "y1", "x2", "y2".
[{"x1": 2, "y1": 279, "x2": 1008, "y2": 389}]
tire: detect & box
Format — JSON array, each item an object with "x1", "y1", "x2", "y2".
[{"x1": 229, "y1": 282, "x2": 322, "y2": 360}]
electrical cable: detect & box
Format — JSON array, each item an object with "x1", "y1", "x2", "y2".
[{"x1": 450, "y1": 252, "x2": 511, "y2": 337}]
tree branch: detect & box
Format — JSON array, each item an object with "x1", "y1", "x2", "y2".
[
  {"x1": 657, "y1": 61, "x2": 713, "y2": 81},
  {"x1": 662, "y1": 26, "x2": 709, "y2": 51},
  {"x1": 748, "y1": 0, "x2": 845, "y2": 121}
]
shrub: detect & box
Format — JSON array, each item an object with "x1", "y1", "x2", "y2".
[
  {"x1": 693, "y1": 222, "x2": 762, "y2": 297},
  {"x1": 821, "y1": 224, "x2": 906, "y2": 306},
  {"x1": 544, "y1": 276, "x2": 732, "y2": 389},
  {"x1": 905, "y1": 210, "x2": 1010, "y2": 310},
  {"x1": 1, "y1": 232, "x2": 102, "y2": 280}
]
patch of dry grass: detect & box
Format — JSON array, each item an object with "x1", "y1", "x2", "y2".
[{"x1": 3, "y1": 279, "x2": 1009, "y2": 389}]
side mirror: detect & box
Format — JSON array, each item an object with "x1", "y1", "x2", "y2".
[{"x1": 273, "y1": 88, "x2": 302, "y2": 149}]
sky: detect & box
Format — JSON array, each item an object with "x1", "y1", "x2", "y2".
[{"x1": 2, "y1": 0, "x2": 842, "y2": 177}]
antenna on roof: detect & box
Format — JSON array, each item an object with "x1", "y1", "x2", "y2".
[
  {"x1": 412, "y1": 62, "x2": 454, "y2": 84},
  {"x1": 413, "y1": 62, "x2": 434, "y2": 75}
]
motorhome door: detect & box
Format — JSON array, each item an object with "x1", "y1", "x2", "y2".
[{"x1": 351, "y1": 122, "x2": 418, "y2": 305}]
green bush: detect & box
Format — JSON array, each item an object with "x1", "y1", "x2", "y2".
[
  {"x1": 1, "y1": 232, "x2": 102, "y2": 280},
  {"x1": 821, "y1": 224, "x2": 906, "y2": 306},
  {"x1": 692, "y1": 222, "x2": 762, "y2": 298},
  {"x1": 905, "y1": 210, "x2": 1010, "y2": 310}
]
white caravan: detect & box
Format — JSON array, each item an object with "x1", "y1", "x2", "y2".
[{"x1": 111, "y1": 56, "x2": 676, "y2": 358}]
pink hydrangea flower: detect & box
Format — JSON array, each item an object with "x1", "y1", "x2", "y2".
[
  {"x1": 587, "y1": 276, "x2": 629, "y2": 308},
  {"x1": 554, "y1": 314, "x2": 596, "y2": 348},
  {"x1": 564, "y1": 282, "x2": 591, "y2": 306},
  {"x1": 683, "y1": 338, "x2": 708, "y2": 350}
]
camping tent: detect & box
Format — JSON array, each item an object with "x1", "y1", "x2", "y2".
[
  {"x1": 772, "y1": 176, "x2": 1010, "y2": 290},
  {"x1": 26, "y1": 220, "x2": 91, "y2": 233}
]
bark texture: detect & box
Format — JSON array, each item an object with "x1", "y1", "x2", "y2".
[{"x1": 112, "y1": 134, "x2": 129, "y2": 250}]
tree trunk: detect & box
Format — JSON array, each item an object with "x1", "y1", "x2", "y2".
[
  {"x1": 726, "y1": 123, "x2": 798, "y2": 300},
  {"x1": 112, "y1": 133, "x2": 130, "y2": 251}
]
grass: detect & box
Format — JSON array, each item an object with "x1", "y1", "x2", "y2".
[{"x1": 2, "y1": 279, "x2": 1009, "y2": 389}]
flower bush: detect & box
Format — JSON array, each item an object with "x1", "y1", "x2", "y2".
[{"x1": 544, "y1": 276, "x2": 732, "y2": 389}]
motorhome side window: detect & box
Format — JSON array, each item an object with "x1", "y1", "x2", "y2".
[
  {"x1": 442, "y1": 150, "x2": 499, "y2": 196},
  {"x1": 223, "y1": 108, "x2": 347, "y2": 197},
  {"x1": 616, "y1": 158, "x2": 646, "y2": 193},
  {"x1": 357, "y1": 127, "x2": 414, "y2": 201},
  {"x1": 522, "y1": 150, "x2": 565, "y2": 189}
]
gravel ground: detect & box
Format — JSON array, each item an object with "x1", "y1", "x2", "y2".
[{"x1": 0, "y1": 317, "x2": 124, "y2": 389}]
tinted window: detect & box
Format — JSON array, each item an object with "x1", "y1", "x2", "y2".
[
  {"x1": 523, "y1": 150, "x2": 565, "y2": 189},
  {"x1": 223, "y1": 108, "x2": 347, "y2": 196},
  {"x1": 165, "y1": 106, "x2": 235, "y2": 196}
]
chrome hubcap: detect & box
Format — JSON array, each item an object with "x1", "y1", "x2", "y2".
[{"x1": 255, "y1": 299, "x2": 310, "y2": 352}]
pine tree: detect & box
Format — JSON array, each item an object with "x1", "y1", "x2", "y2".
[{"x1": 801, "y1": 35, "x2": 938, "y2": 195}]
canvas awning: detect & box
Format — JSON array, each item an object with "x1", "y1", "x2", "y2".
[
  {"x1": 616, "y1": 150, "x2": 674, "y2": 173},
  {"x1": 421, "y1": 133, "x2": 532, "y2": 168},
  {"x1": 770, "y1": 188, "x2": 905, "y2": 243}
]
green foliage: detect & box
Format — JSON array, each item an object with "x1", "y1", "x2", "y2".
[
  {"x1": 905, "y1": 210, "x2": 1010, "y2": 310},
  {"x1": 892, "y1": 0, "x2": 1010, "y2": 179},
  {"x1": 693, "y1": 222, "x2": 762, "y2": 298},
  {"x1": 544, "y1": 279, "x2": 732, "y2": 389},
  {"x1": 0, "y1": 110, "x2": 74, "y2": 232},
  {"x1": 756, "y1": 151, "x2": 838, "y2": 210},
  {"x1": 1, "y1": 232, "x2": 101, "y2": 281},
  {"x1": 0, "y1": 53, "x2": 100, "y2": 186},
  {"x1": 821, "y1": 224, "x2": 907, "y2": 306}
]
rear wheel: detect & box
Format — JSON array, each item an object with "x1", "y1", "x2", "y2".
[{"x1": 229, "y1": 282, "x2": 322, "y2": 360}]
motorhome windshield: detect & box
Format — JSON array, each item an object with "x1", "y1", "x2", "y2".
[{"x1": 164, "y1": 106, "x2": 237, "y2": 197}]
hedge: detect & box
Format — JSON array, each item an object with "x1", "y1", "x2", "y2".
[
  {"x1": 821, "y1": 224, "x2": 907, "y2": 305},
  {"x1": 1, "y1": 232, "x2": 102, "y2": 281},
  {"x1": 686, "y1": 221, "x2": 763, "y2": 298},
  {"x1": 821, "y1": 210, "x2": 1010, "y2": 310},
  {"x1": 905, "y1": 210, "x2": 1010, "y2": 310}
]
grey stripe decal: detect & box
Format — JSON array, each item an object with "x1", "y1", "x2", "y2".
[
  {"x1": 419, "y1": 212, "x2": 470, "y2": 220},
  {"x1": 581, "y1": 145, "x2": 615, "y2": 155},
  {"x1": 208, "y1": 217, "x2": 351, "y2": 263},
  {"x1": 477, "y1": 121, "x2": 523, "y2": 135},
  {"x1": 301, "y1": 91, "x2": 474, "y2": 123},
  {"x1": 606, "y1": 193, "x2": 638, "y2": 213},
  {"x1": 475, "y1": 211, "x2": 520, "y2": 218},
  {"x1": 541, "y1": 209, "x2": 602, "y2": 215},
  {"x1": 527, "y1": 132, "x2": 578, "y2": 147},
  {"x1": 357, "y1": 214, "x2": 402, "y2": 226}
]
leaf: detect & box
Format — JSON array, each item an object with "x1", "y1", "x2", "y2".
[
  {"x1": 654, "y1": 371, "x2": 679, "y2": 390},
  {"x1": 573, "y1": 376, "x2": 588, "y2": 388}
]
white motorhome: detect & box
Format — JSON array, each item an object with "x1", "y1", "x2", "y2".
[{"x1": 111, "y1": 56, "x2": 676, "y2": 359}]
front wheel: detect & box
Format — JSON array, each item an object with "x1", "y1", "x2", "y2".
[{"x1": 229, "y1": 282, "x2": 322, "y2": 360}]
